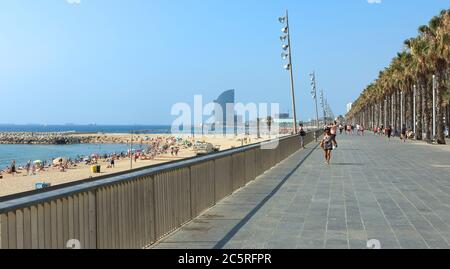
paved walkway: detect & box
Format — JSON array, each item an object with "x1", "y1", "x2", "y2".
[{"x1": 152, "y1": 134, "x2": 450, "y2": 249}]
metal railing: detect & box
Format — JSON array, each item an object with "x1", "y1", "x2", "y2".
[{"x1": 0, "y1": 131, "x2": 321, "y2": 249}]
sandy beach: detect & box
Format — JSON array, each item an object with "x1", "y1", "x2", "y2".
[{"x1": 0, "y1": 133, "x2": 279, "y2": 197}]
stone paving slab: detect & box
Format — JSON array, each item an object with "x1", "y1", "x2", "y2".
[{"x1": 151, "y1": 134, "x2": 450, "y2": 249}]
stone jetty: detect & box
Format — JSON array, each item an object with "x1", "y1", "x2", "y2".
[
  {"x1": 0, "y1": 132, "x2": 85, "y2": 145},
  {"x1": 0, "y1": 132, "x2": 149, "y2": 145}
]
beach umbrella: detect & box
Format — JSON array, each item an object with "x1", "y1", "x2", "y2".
[
  {"x1": 53, "y1": 157, "x2": 67, "y2": 165},
  {"x1": 33, "y1": 160, "x2": 42, "y2": 164}
]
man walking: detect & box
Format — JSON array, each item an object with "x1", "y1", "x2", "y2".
[
  {"x1": 299, "y1": 124, "x2": 306, "y2": 149},
  {"x1": 330, "y1": 121, "x2": 338, "y2": 148}
]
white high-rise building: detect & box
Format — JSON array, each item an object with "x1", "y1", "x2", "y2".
[{"x1": 346, "y1": 103, "x2": 353, "y2": 113}]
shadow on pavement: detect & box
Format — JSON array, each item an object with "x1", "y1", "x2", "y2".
[{"x1": 331, "y1": 163, "x2": 364, "y2": 166}]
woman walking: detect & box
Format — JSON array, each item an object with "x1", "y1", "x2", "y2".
[{"x1": 320, "y1": 129, "x2": 335, "y2": 165}]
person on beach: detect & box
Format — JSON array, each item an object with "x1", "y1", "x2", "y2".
[
  {"x1": 320, "y1": 129, "x2": 335, "y2": 165},
  {"x1": 299, "y1": 124, "x2": 306, "y2": 149},
  {"x1": 110, "y1": 158, "x2": 115, "y2": 168},
  {"x1": 31, "y1": 164, "x2": 36, "y2": 175},
  {"x1": 26, "y1": 160, "x2": 31, "y2": 176},
  {"x1": 11, "y1": 160, "x2": 16, "y2": 176}
]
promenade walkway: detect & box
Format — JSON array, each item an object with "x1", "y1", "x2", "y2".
[{"x1": 151, "y1": 134, "x2": 450, "y2": 249}]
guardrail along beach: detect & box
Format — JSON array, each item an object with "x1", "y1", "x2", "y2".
[{"x1": 0, "y1": 131, "x2": 321, "y2": 249}]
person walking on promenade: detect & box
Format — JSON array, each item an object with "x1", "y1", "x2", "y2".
[
  {"x1": 320, "y1": 128, "x2": 335, "y2": 165},
  {"x1": 386, "y1": 125, "x2": 392, "y2": 141},
  {"x1": 401, "y1": 125, "x2": 407, "y2": 142},
  {"x1": 330, "y1": 121, "x2": 338, "y2": 148},
  {"x1": 299, "y1": 124, "x2": 306, "y2": 149}
]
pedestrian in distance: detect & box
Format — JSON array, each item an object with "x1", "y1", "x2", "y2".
[
  {"x1": 330, "y1": 121, "x2": 338, "y2": 148},
  {"x1": 386, "y1": 125, "x2": 392, "y2": 141},
  {"x1": 401, "y1": 124, "x2": 407, "y2": 142},
  {"x1": 299, "y1": 124, "x2": 306, "y2": 149}
]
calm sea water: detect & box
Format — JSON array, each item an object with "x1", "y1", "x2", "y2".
[
  {"x1": 0, "y1": 125, "x2": 169, "y2": 169},
  {"x1": 0, "y1": 124, "x2": 172, "y2": 133},
  {"x1": 0, "y1": 124, "x2": 244, "y2": 168},
  {"x1": 0, "y1": 143, "x2": 146, "y2": 169}
]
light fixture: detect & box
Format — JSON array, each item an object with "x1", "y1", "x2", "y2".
[
  {"x1": 280, "y1": 35, "x2": 287, "y2": 42},
  {"x1": 281, "y1": 27, "x2": 288, "y2": 33},
  {"x1": 284, "y1": 64, "x2": 291, "y2": 70},
  {"x1": 281, "y1": 53, "x2": 289, "y2": 60},
  {"x1": 279, "y1": 17, "x2": 286, "y2": 24},
  {"x1": 282, "y1": 44, "x2": 289, "y2": 51}
]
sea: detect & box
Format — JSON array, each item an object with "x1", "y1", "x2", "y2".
[{"x1": 0, "y1": 124, "x2": 171, "y2": 169}]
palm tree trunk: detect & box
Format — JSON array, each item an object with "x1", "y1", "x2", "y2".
[
  {"x1": 436, "y1": 72, "x2": 446, "y2": 144},
  {"x1": 409, "y1": 89, "x2": 414, "y2": 130},
  {"x1": 416, "y1": 83, "x2": 423, "y2": 140},
  {"x1": 396, "y1": 90, "x2": 400, "y2": 133},
  {"x1": 424, "y1": 80, "x2": 432, "y2": 142}
]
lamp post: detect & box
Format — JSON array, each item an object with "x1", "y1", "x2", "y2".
[
  {"x1": 279, "y1": 10, "x2": 298, "y2": 134},
  {"x1": 320, "y1": 88, "x2": 325, "y2": 124},
  {"x1": 310, "y1": 71, "x2": 320, "y2": 130},
  {"x1": 130, "y1": 131, "x2": 134, "y2": 170}
]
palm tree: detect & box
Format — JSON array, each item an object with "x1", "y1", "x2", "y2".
[
  {"x1": 408, "y1": 36, "x2": 432, "y2": 141},
  {"x1": 348, "y1": 9, "x2": 450, "y2": 143},
  {"x1": 427, "y1": 10, "x2": 450, "y2": 144}
]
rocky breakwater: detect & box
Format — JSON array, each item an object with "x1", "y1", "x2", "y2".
[{"x1": 0, "y1": 132, "x2": 83, "y2": 145}]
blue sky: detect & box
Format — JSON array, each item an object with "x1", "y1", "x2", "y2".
[{"x1": 0, "y1": 0, "x2": 449, "y2": 125}]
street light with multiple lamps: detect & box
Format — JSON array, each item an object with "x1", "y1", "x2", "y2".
[
  {"x1": 320, "y1": 88, "x2": 326, "y2": 122},
  {"x1": 309, "y1": 71, "x2": 320, "y2": 130},
  {"x1": 279, "y1": 10, "x2": 298, "y2": 134}
]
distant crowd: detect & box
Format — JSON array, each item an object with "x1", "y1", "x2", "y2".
[{"x1": 0, "y1": 136, "x2": 187, "y2": 179}]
